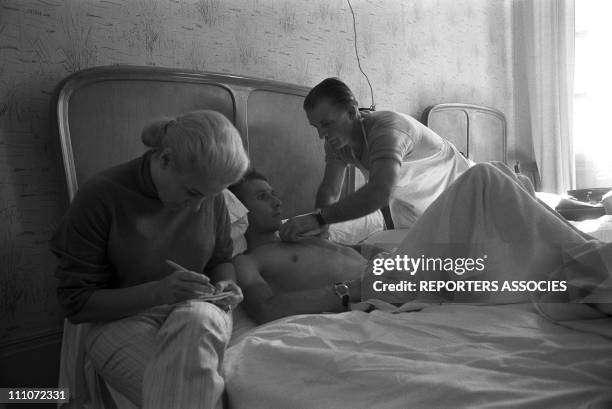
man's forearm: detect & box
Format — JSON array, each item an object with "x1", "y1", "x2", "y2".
[
  {"x1": 321, "y1": 184, "x2": 390, "y2": 224},
  {"x1": 315, "y1": 162, "x2": 346, "y2": 209},
  {"x1": 315, "y1": 185, "x2": 340, "y2": 209},
  {"x1": 254, "y1": 286, "x2": 340, "y2": 323},
  {"x1": 250, "y1": 280, "x2": 362, "y2": 324}
]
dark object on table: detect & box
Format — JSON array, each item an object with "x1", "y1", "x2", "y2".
[
  {"x1": 567, "y1": 187, "x2": 612, "y2": 204},
  {"x1": 556, "y1": 187, "x2": 612, "y2": 221},
  {"x1": 556, "y1": 200, "x2": 605, "y2": 221}
]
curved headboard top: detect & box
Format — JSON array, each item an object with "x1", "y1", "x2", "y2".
[
  {"x1": 52, "y1": 65, "x2": 325, "y2": 219},
  {"x1": 422, "y1": 103, "x2": 507, "y2": 164}
]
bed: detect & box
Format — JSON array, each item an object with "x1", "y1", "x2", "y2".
[
  {"x1": 421, "y1": 102, "x2": 507, "y2": 164},
  {"x1": 52, "y1": 66, "x2": 612, "y2": 409}
]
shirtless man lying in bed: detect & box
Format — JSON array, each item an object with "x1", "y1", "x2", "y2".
[
  {"x1": 229, "y1": 170, "x2": 366, "y2": 323},
  {"x1": 232, "y1": 166, "x2": 612, "y2": 324}
]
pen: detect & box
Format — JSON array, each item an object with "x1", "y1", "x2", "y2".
[
  {"x1": 165, "y1": 259, "x2": 216, "y2": 293},
  {"x1": 165, "y1": 259, "x2": 190, "y2": 272},
  {"x1": 299, "y1": 228, "x2": 323, "y2": 237}
]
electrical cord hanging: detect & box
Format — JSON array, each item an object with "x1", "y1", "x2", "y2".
[{"x1": 346, "y1": 0, "x2": 376, "y2": 111}]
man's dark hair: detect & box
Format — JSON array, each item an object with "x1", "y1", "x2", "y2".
[
  {"x1": 228, "y1": 169, "x2": 269, "y2": 199},
  {"x1": 303, "y1": 77, "x2": 359, "y2": 112}
]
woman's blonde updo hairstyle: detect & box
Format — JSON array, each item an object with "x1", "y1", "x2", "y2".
[{"x1": 141, "y1": 110, "x2": 249, "y2": 187}]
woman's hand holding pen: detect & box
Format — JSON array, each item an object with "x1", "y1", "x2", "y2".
[
  {"x1": 157, "y1": 260, "x2": 217, "y2": 304},
  {"x1": 161, "y1": 260, "x2": 243, "y2": 311}
]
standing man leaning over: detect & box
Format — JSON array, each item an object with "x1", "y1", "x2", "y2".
[{"x1": 280, "y1": 78, "x2": 471, "y2": 241}]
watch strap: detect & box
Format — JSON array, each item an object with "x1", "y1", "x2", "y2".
[
  {"x1": 333, "y1": 281, "x2": 350, "y2": 308},
  {"x1": 313, "y1": 209, "x2": 327, "y2": 226}
]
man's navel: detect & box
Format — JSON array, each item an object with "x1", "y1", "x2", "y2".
[{"x1": 291, "y1": 254, "x2": 299, "y2": 263}]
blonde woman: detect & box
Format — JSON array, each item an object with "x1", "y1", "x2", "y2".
[{"x1": 51, "y1": 110, "x2": 249, "y2": 408}]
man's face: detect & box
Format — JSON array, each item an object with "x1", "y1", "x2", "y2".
[
  {"x1": 237, "y1": 179, "x2": 283, "y2": 232},
  {"x1": 306, "y1": 98, "x2": 355, "y2": 150}
]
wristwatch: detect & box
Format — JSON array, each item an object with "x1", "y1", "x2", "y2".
[
  {"x1": 333, "y1": 281, "x2": 351, "y2": 308},
  {"x1": 311, "y1": 208, "x2": 327, "y2": 226}
]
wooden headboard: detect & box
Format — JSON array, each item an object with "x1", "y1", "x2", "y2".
[
  {"x1": 52, "y1": 66, "x2": 327, "y2": 219},
  {"x1": 422, "y1": 103, "x2": 507, "y2": 164}
]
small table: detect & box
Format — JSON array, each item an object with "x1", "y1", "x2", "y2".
[
  {"x1": 557, "y1": 187, "x2": 611, "y2": 221},
  {"x1": 556, "y1": 203, "x2": 606, "y2": 221}
]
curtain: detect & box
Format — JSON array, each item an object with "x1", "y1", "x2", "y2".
[{"x1": 515, "y1": 0, "x2": 575, "y2": 193}]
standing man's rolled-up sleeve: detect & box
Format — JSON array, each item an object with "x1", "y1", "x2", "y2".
[{"x1": 368, "y1": 128, "x2": 414, "y2": 166}]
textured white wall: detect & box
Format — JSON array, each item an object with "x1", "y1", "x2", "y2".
[{"x1": 0, "y1": 0, "x2": 514, "y2": 342}]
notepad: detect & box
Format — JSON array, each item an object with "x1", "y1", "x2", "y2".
[{"x1": 197, "y1": 291, "x2": 233, "y2": 301}]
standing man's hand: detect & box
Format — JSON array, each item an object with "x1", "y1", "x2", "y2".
[{"x1": 279, "y1": 213, "x2": 322, "y2": 242}]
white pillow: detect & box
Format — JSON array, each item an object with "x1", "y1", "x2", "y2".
[
  {"x1": 328, "y1": 210, "x2": 385, "y2": 245},
  {"x1": 603, "y1": 190, "x2": 612, "y2": 214},
  {"x1": 223, "y1": 187, "x2": 385, "y2": 250},
  {"x1": 362, "y1": 228, "x2": 411, "y2": 252},
  {"x1": 571, "y1": 215, "x2": 612, "y2": 243},
  {"x1": 222, "y1": 189, "x2": 249, "y2": 257},
  {"x1": 535, "y1": 191, "x2": 571, "y2": 209}
]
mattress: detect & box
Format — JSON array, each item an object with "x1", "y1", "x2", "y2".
[
  {"x1": 224, "y1": 303, "x2": 612, "y2": 409},
  {"x1": 225, "y1": 210, "x2": 612, "y2": 408}
]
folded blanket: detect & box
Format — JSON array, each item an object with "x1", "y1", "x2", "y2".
[{"x1": 361, "y1": 163, "x2": 612, "y2": 314}]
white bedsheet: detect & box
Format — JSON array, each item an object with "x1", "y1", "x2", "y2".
[
  {"x1": 571, "y1": 215, "x2": 612, "y2": 243},
  {"x1": 224, "y1": 304, "x2": 612, "y2": 409},
  {"x1": 363, "y1": 215, "x2": 612, "y2": 255}
]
